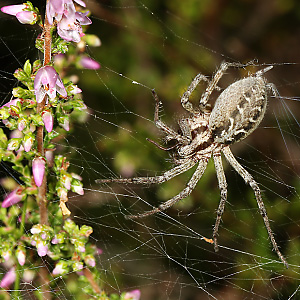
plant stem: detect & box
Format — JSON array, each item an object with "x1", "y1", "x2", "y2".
[
  {"x1": 37, "y1": 5, "x2": 52, "y2": 226},
  {"x1": 36, "y1": 5, "x2": 52, "y2": 299},
  {"x1": 83, "y1": 268, "x2": 101, "y2": 294}
]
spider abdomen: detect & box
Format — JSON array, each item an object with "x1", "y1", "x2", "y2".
[{"x1": 209, "y1": 76, "x2": 268, "y2": 145}]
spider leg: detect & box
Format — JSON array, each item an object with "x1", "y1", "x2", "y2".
[
  {"x1": 126, "y1": 158, "x2": 209, "y2": 219},
  {"x1": 199, "y1": 61, "x2": 246, "y2": 111},
  {"x1": 212, "y1": 151, "x2": 227, "y2": 252},
  {"x1": 222, "y1": 146, "x2": 288, "y2": 268},
  {"x1": 146, "y1": 138, "x2": 177, "y2": 151},
  {"x1": 152, "y1": 90, "x2": 190, "y2": 145},
  {"x1": 96, "y1": 159, "x2": 196, "y2": 185},
  {"x1": 180, "y1": 73, "x2": 209, "y2": 114}
]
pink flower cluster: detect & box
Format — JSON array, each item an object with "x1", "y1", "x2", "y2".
[
  {"x1": 34, "y1": 65, "x2": 67, "y2": 103},
  {"x1": 47, "y1": 0, "x2": 91, "y2": 42},
  {"x1": 1, "y1": 4, "x2": 37, "y2": 25},
  {"x1": 1, "y1": 0, "x2": 91, "y2": 43}
]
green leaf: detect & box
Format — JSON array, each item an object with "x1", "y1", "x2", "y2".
[
  {"x1": 0, "y1": 128, "x2": 8, "y2": 148},
  {"x1": 24, "y1": 60, "x2": 32, "y2": 77},
  {"x1": 0, "y1": 108, "x2": 11, "y2": 120}
]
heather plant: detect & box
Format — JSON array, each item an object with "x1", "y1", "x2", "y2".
[{"x1": 0, "y1": 1, "x2": 140, "y2": 299}]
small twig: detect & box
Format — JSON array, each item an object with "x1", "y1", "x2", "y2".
[
  {"x1": 83, "y1": 268, "x2": 101, "y2": 294},
  {"x1": 36, "y1": 4, "x2": 52, "y2": 298},
  {"x1": 37, "y1": 2, "x2": 52, "y2": 226}
]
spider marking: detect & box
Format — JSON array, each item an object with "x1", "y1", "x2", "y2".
[{"x1": 97, "y1": 62, "x2": 288, "y2": 268}]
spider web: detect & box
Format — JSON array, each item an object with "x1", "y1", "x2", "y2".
[{"x1": 1, "y1": 0, "x2": 300, "y2": 299}]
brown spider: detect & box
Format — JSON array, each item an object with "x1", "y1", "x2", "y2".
[{"x1": 97, "y1": 62, "x2": 288, "y2": 268}]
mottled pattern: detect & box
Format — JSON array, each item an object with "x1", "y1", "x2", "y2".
[{"x1": 209, "y1": 76, "x2": 267, "y2": 144}]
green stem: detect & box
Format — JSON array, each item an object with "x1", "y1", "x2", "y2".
[
  {"x1": 20, "y1": 196, "x2": 28, "y2": 236},
  {"x1": 13, "y1": 197, "x2": 28, "y2": 298},
  {"x1": 13, "y1": 266, "x2": 21, "y2": 298}
]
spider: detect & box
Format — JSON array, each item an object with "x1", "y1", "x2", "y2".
[{"x1": 97, "y1": 62, "x2": 288, "y2": 268}]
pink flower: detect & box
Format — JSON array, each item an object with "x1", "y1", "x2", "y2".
[
  {"x1": 2, "y1": 251, "x2": 11, "y2": 261},
  {"x1": 70, "y1": 85, "x2": 82, "y2": 94},
  {"x1": 62, "y1": 174, "x2": 71, "y2": 190},
  {"x1": 60, "y1": 117, "x2": 69, "y2": 131},
  {"x1": 79, "y1": 57, "x2": 100, "y2": 70},
  {"x1": 1, "y1": 4, "x2": 38, "y2": 25},
  {"x1": 77, "y1": 245, "x2": 85, "y2": 253},
  {"x1": 16, "y1": 11, "x2": 37, "y2": 24},
  {"x1": 51, "y1": 237, "x2": 59, "y2": 244},
  {"x1": 16, "y1": 247, "x2": 26, "y2": 266},
  {"x1": 42, "y1": 110, "x2": 54, "y2": 133},
  {"x1": 18, "y1": 118, "x2": 27, "y2": 131},
  {"x1": 47, "y1": 0, "x2": 86, "y2": 24},
  {"x1": 57, "y1": 11, "x2": 91, "y2": 42},
  {"x1": 0, "y1": 268, "x2": 16, "y2": 289},
  {"x1": 37, "y1": 241, "x2": 48, "y2": 257},
  {"x1": 124, "y1": 290, "x2": 141, "y2": 300},
  {"x1": 2, "y1": 188, "x2": 23, "y2": 208},
  {"x1": 96, "y1": 248, "x2": 103, "y2": 255},
  {"x1": 85, "y1": 255, "x2": 96, "y2": 267},
  {"x1": 23, "y1": 134, "x2": 34, "y2": 152},
  {"x1": 53, "y1": 263, "x2": 64, "y2": 275},
  {"x1": 7, "y1": 138, "x2": 21, "y2": 151},
  {"x1": 47, "y1": 0, "x2": 91, "y2": 42},
  {"x1": 1, "y1": 98, "x2": 20, "y2": 109},
  {"x1": 72, "y1": 183, "x2": 84, "y2": 195},
  {"x1": 34, "y1": 66, "x2": 67, "y2": 103},
  {"x1": 1, "y1": 4, "x2": 27, "y2": 15},
  {"x1": 32, "y1": 157, "x2": 46, "y2": 187}
]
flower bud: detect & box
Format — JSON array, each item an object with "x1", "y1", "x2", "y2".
[
  {"x1": 18, "y1": 117, "x2": 27, "y2": 131},
  {"x1": 79, "y1": 57, "x2": 100, "y2": 70},
  {"x1": 23, "y1": 270, "x2": 34, "y2": 283},
  {"x1": 84, "y1": 255, "x2": 96, "y2": 267},
  {"x1": 77, "y1": 244, "x2": 85, "y2": 253},
  {"x1": 84, "y1": 34, "x2": 101, "y2": 47},
  {"x1": 96, "y1": 248, "x2": 103, "y2": 255},
  {"x1": 70, "y1": 85, "x2": 82, "y2": 95},
  {"x1": 7, "y1": 138, "x2": 21, "y2": 151},
  {"x1": 51, "y1": 232, "x2": 65, "y2": 244},
  {"x1": 124, "y1": 290, "x2": 141, "y2": 300},
  {"x1": 32, "y1": 157, "x2": 46, "y2": 187},
  {"x1": 62, "y1": 173, "x2": 72, "y2": 190},
  {"x1": 30, "y1": 224, "x2": 42, "y2": 234},
  {"x1": 72, "y1": 261, "x2": 83, "y2": 272},
  {"x1": 53, "y1": 261, "x2": 68, "y2": 275},
  {"x1": 23, "y1": 134, "x2": 34, "y2": 152},
  {"x1": 1, "y1": 4, "x2": 37, "y2": 25},
  {"x1": 42, "y1": 110, "x2": 54, "y2": 133},
  {"x1": 1, "y1": 4, "x2": 27, "y2": 16},
  {"x1": 0, "y1": 268, "x2": 16, "y2": 289},
  {"x1": 16, "y1": 246, "x2": 26, "y2": 266},
  {"x1": 16, "y1": 11, "x2": 38, "y2": 25},
  {"x1": 2, "y1": 251, "x2": 11, "y2": 262},
  {"x1": 1, "y1": 98, "x2": 20, "y2": 109},
  {"x1": 36, "y1": 241, "x2": 48, "y2": 257},
  {"x1": 72, "y1": 181, "x2": 84, "y2": 195},
  {"x1": 2, "y1": 187, "x2": 23, "y2": 208},
  {"x1": 59, "y1": 116, "x2": 69, "y2": 131}
]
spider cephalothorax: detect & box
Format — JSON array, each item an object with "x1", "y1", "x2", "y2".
[{"x1": 97, "y1": 62, "x2": 288, "y2": 267}]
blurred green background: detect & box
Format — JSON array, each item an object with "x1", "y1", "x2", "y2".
[{"x1": 2, "y1": 0, "x2": 300, "y2": 299}]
